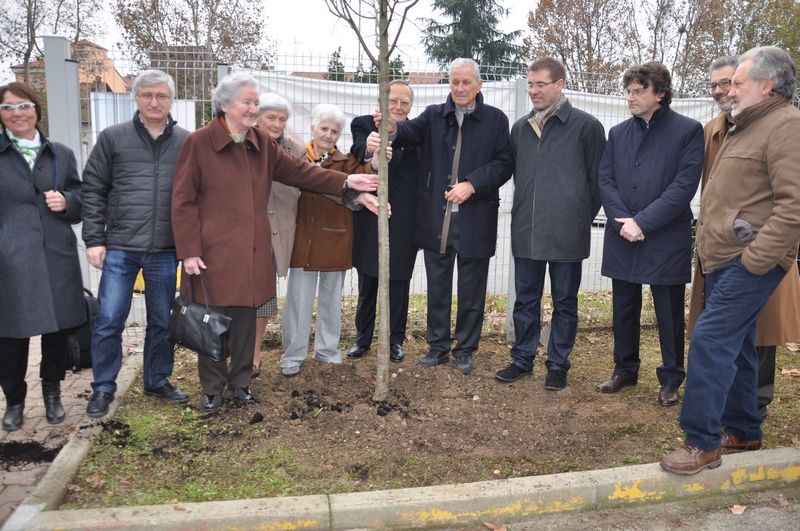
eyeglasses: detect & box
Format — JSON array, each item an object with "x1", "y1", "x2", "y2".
[
  {"x1": 136, "y1": 93, "x2": 171, "y2": 102},
  {"x1": 0, "y1": 102, "x2": 36, "y2": 112},
  {"x1": 627, "y1": 88, "x2": 649, "y2": 97},
  {"x1": 389, "y1": 97, "x2": 412, "y2": 108},
  {"x1": 526, "y1": 80, "x2": 560, "y2": 91},
  {"x1": 708, "y1": 79, "x2": 732, "y2": 91}
]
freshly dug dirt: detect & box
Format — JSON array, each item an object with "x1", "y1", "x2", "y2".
[{"x1": 60, "y1": 328, "x2": 800, "y2": 508}]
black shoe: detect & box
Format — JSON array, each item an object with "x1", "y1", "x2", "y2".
[
  {"x1": 86, "y1": 391, "x2": 114, "y2": 418},
  {"x1": 454, "y1": 353, "x2": 474, "y2": 375},
  {"x1": 390, "y1": 344, "x2": 406, "y2": 363},
  {"x1": 495, "y1": 363, "x2": 532, "y2": 382},
  {"x1": 144, "y1": 382, "x2": 190, "y2": 403},
  {"x1": 347, "y1": 344, "x2": 369, "y2": 359},
  {"x1": 2, "y1": 403, "x2": 24, "y2": 431},
  {"x1": 201, "y1": 394, "x2": 220, "y2": 412},
  {"x1": 759, "y1": 405, "x2": 768, "y2": 419},
  {"x1": 231, "y1": 386, "x2": 256, "y2": 404},
  {"x1": 418, "y1": 350, "x2": 450, "y2": 367},
  {"x1": 544, "y1": 370, "x2": 568, "y2": 391},
  {"x1": 42, "y1": 379, "x2": 65, "y2": 424}
]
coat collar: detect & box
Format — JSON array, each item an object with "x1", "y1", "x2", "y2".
[
  {"x1": 732, "y1": 96, "x2": 790, "y2": 132},
  {"x1": 208, "y1": 115, "x2": 261, "y2": 153},
  {"x1": 441, "y1": 92, "x2": 485, "y2": 123},
  {"x1": 526, "y1": 98, "x2": 573, "y2": 123},
  {"x1": 132, "y1": 110, "x2": 177, "y2": 137},
  {"x1": 0, "y1": 127, "x2": 54, "y2": 155},
  {"x1": 632, "y1": 103, "x2": 671, "y2": 128}
]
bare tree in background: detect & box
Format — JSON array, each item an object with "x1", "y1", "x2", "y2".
[
  {"x1": 0, "y1": 0, "x2": 103, "y2": 84},
  {"x1": 525, "y1": 0, "x2": 633, "y2": 92},
  {"x1": 113, "y1": 0, "x2": 274, "y2": 66},
  {"x1": 324, "y1": 0, "x2": 418, "y2": 402}
]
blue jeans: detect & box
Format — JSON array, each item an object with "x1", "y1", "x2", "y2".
[
  {"x1": 680, "y1": 257, "x2": 786, "y2": 450},
  {"x1": 510, "y1": 259, "x2": 581, "y2": 373},
  {"x1": 90, "y1": 250, "x2": 178, "y2": 394}
]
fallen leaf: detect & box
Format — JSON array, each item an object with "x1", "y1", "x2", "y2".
[
  {"x1": 780, "y1": 498, "x2": 790, "y2": 507},
  {"x1": 730, "y1": 505, "x2": 746, "y2": 514},
  {"x1": 786, "y1": 342, "x2": 799, "y2": 352},
  {"x1": 105, "y1": 491, "x2": 114, "y2": 497},
  {"x1": 166, "y1": 499, "x2": 178, "y2": 504},
  {"x1": 483, "y1": 523, "x2": 507, "y2": 531},
  {"x1": 791, "y1": 436, "x2": 800, "y2": 446},
  {"x1": 173, "y1": 504, "x2": 186, "y2": 511},
  {"x1": 779, "y1": 367, "x2": 800, "y2": 376},
  {"x1": 89, "y1": 475, "x2": 105, "y2": 488}
]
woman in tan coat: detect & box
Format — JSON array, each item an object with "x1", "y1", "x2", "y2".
[
  {"x1": 251, "y1": 94, "x2": 303, "y2": 377},
  {"x1": 280, "y1": 104, "x2": 389, "y2": 377},
  {"x1": 172, "y1": 75, "x2": 378, "y2": 411}
]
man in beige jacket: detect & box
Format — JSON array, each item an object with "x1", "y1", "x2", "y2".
[
  {"x1": 687, "y1": 56, "x2": 800, "y2": 420},
  {"x1": 662, "y1": 46, "x2": 800, "y2": 475}
]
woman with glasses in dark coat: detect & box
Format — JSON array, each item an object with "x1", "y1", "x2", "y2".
[{"x1": 0, "y1": 82, "x2": 85, "y2": 431}]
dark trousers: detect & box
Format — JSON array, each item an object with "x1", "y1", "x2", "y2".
[
  {"x1": 611, "y1": 279, "x2": 686, "y2": 386},
  {"x1": 353, "y1": 274, "x2": 411, "y2": 346},
  {"x1": 757, "y1": 345, "x2": 776, "y2": 409},
  {"x1": 423, "y1": 213, "x2": 490, "y2": 356},
  {"x1": 197, "y1": 306, "x2": 255, "y2": 395},
  {"x1": 0, "y1": 330, "x2": 69, "y2": 406}
]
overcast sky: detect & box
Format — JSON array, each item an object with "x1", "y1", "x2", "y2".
[
  {"x1": 0, "y1": 0, "x2": 531, "y2": 83},
  {"x1": 267, "y1": 0, "x2": 531, "y2": 67}
]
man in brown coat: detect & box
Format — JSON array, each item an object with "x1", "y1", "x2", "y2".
[
  {"x1": 661, "y1": 47, "x2": 800, "y2": 475},
  {"x1": 687, "y1": 56, "x2": 800, "y2": 419}
]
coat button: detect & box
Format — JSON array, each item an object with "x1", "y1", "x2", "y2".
[
  {"x1": 452, "y1": 145, "x2": 456, "y2": 150},
  {"x1": 700, "y1": 220, "x2": 704, "y2": 226},
  {"x1": 442, "y1": 205, "x2": 446, "y2": 210},
  {"x1": 272, "y1": 231, "x2": 278, "y2": 235},
  {"x1": 631, "y1": 209, "x2": 637, "y2": 214},
  {"x1": 437, "y1": 235, "x2": 441, "y2": 240},
  {"x1": 632, "y1": 185, "x2": 637, "y2": 191},
  {"x1": 269, "y1": 210, "x2": 274, "y2": 215},
  {"x1": 634, "y1": 162, "x2": 641, "y2": 168},
  {"x1": 703, "y1": 267, "x2": 708, "y2": 273}
]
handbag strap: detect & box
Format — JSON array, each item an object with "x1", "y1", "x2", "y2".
[
  {"x1": 186, "y1": 270, "x2": 219, "y2": 311},
  {"x1": 198, "y1": 270, "x2": 219, "y2": 310},
  {"x1": 50, "y1": 141, "x2": 59, "y2": 192}
]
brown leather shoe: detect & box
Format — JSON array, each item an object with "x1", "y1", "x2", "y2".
[
  {"x1": 720, "y1": 430, "x2": 762, "y2": 454},
  {"x1": 660, "y1": 444, "x2": 722, "y2": 475},
  {"x1": 595, "y1": 374, "x2": 637, "y2": 393},
  {"x1": 658, "y1": 384, "x2": 680, "y2": 407}
]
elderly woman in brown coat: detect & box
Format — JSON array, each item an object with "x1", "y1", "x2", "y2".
[
  {"x1": 280, "y1": 104, "x2": 389, "y2": 377},
  {"x1": 172, "y1": 74, "x2": 377, "y2": 411}
]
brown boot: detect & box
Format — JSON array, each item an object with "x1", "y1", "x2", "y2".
[
  {"x1": 720, "y1": 430, "x2": 762, "y2": 454},
  {"x1": 661, "y1": 444, "x2": 721, "y2": 475}
]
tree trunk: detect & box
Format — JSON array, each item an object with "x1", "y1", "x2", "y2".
[{"x1": 372, "y1": 0, "x2": 391, "y2": 402}]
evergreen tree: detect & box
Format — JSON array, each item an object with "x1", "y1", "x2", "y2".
[
  {"x1": 420, "y1": 0, "x2": 524, "y2": 79},
  {"x1": 324, "y1": 47, "x2": 347, "y2": 81}
]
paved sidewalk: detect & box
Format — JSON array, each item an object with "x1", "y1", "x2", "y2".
[{"x1": 0, "y1": 330, "x2": 144, "y2": 527}]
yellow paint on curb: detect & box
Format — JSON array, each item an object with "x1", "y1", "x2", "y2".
[
  {"x1": 607, "y1": 479, "x2": 665, "y2": 502},
  {"x1": 683, "y1": 483, "x2": 706, "y2": 492},
  {"x1": 398, "y1": 495, "x2": 587, "y2": 524},
  {"x1": 218, "y1": 520, "x2": 319, "y2": 531}
]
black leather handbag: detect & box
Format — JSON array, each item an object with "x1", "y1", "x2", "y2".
[{"x1": 167, "y1": 271, "x2": 231, "y2": 362}]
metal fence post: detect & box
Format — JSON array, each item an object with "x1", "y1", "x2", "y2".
[
  {"x1": 506, "y1": 77, "x2": 529, "y2": 342},
  {"x1": 42, "y1": 35, "x2": 92, "y2": 290}
]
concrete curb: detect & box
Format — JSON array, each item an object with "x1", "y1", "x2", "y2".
[
  {"x1": 2, "y1": 354, "x2": 143, "y2": 531},
  {"x1": 4, "y1": 425, "x2": 799, "y2": 531}
]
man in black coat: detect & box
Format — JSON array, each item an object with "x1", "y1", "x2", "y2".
[
  {"x1": 346, "y1": 80, "x2": 420, "y2": 363},
  {"x1": 82, "y1": 70, "x2": 190, "y2": 418}
]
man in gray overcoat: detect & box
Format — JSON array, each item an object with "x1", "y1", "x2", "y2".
[{"x1": 495, "y1": 58, "x2": 605, "y2": 391}]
